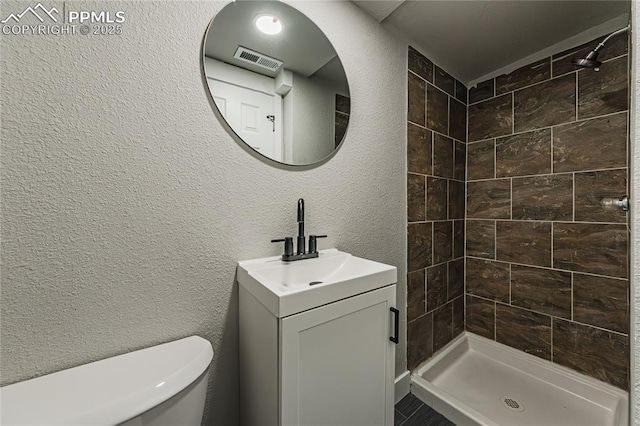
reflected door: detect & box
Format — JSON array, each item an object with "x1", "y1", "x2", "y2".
[{"x1": 210, "y1": 79, "x2": 280, "y2": 161}]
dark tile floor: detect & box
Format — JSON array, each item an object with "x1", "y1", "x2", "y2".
[{"x1": 394, "y1": 393, "x2": 455, "y2": 426}]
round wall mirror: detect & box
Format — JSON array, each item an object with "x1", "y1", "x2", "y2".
[{"x1": 202, "y1": 1, "x2": 350, "y2": 166}]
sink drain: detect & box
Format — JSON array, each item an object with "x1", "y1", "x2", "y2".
[{"x1": 500, "y1": 396, "x2": 525, "y2": 412}]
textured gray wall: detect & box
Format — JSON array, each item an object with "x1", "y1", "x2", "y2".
[{"x1": 0, "y1": 1, "x2": 407, "y2": 424}]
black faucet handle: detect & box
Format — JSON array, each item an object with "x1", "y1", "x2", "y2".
[
  {"x1": 308, "y1": 235, "x2": 327, "y2": 254},
  {"x1": 271, "y1": 237, "x2": 294, "y2": 256}
]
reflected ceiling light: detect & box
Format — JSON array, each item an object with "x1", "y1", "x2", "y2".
[{"x1": 256, "y1": 15, "x2": 282, "y2": 35}]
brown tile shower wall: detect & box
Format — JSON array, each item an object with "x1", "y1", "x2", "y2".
[
  {"x1": 465, "y1": 33, "x2": 630, "y2": 389},
  {"x1": 407, "y1": 47, "x2": 467, "y2": 369}
]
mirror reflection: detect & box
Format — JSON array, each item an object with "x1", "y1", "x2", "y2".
[{"x1": 203, "y1": 1, "x2": 350, "y2": 166}]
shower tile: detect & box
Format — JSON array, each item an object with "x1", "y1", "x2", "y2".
[
  {"x1": 335, "y1": 94, "x2": 350, "y2": 114},
  {"x1": 426, "y1": 177, "x2": 448, "y2": 220},
  {"x1": 427, "y1": 263, "x2": 448, "y2": 311},
  {"x1": 433, "y1": 221, "x2": 453, "y2": 264},
  {"x1": 407, "y1": 313, "x2": 433, "y2": 369},
  {"x1": 452, "y1": 296, "x2": 464, "y2": 336},
  {"x1": 408, "y1": 72, "x2": 426, "y2": 126},
  {"x1": 468, "y1": 94, "x2": 513, "y2": 141},
  {"x1": 553, "y1": 223, "x2": 628, "y2": 278},
  {"x1": 407, "y1": 269, "x2": 426, "y2": 322},
  {"x1": 512, "y1": 174, "x2": 573, "y2": 221},
  {"x1": 466, "y1": 258, "x2": 510, "y2": 302},
  {"x1": 510, "y1": 265, "x2": 571, "y2": 319},
  {"x1": 406, "y1": 184, "x2": 427, "y2": 220},
  {"x1": 449, "y1": 98, "x2": 467, "y2": 142},
  {"x1": 407, "y1": 174, "x2": 426, "y2": 222},
  {"x1": 469, "y1": 78, "x2": 494, "y2": 104},
  {"x1": 433, "y1": 303, "x2": 453, "y2": 352},
  {"x1": 455, "y1": 80, "x2": 468, "y2": 104},
  {"x1": 407, "y1": 123, "x2": 432, "y2": 175},
  {"x1": 467, "y1": 139, "x2": 495, "y2": 181},
  {"x1": 335, "y1": 112, "x2": 348, "y2": 146},
  {"x1": 435, "y1": 65, "x2": 455, "y2": 96},
  {"x1": 496, "y1": 304, "x2": 552, "y2": 361},
  {"x1": 496, "y1": 221, "x2": 552, "y2": 267},
  {"x1": 408, "y1": 222, "x2": 433, "y2": 272},
  {"x1": 453, "y1": 220, "x2": 464, "y2": 259},
  {"x1": 553, "y1": 319, "x2": 628, "y2": 390},
  {"x1": 573, "y1": 273, "x2": 628, "y2": 334},
  {"x1": 578, "y1": 55, "x2": 628, "y2": 119},
  {"x1": 409, "y1": 46, "x2": 434, "y2": 82},
  {"x1": 467, "y1": 179, "x2": 511, "y2": 219},
  {"x1": 496, "y1": 129, "x2": 551, "y2": 177},
  {"x1": 496, "y1": 57, "x2": 551, "y2": 95},
  {"x1": 448, "y1": 180, "x2": 465, "y2": 220},
  {"x1": 466, "y1": 295, "x2": 495, "y2": 339},
  {"x1": 454, "y1": 141, "x2": 466, "y2": 181},
  {"x1": 574, "y1": 169, "x2": 627, "y2": 223},
  {"x1": 552, "y1": 32, "x2": 628, "y2": 77},
  {"x1": 552, "y1": 112, "x2": 627, "y2": 173},
  {"x1": 466, "y1": 220, "x2": 495, "y2": 259},
  {"x1": 427, "y1": 84, "x2": 449, "y2": 134},
  {"x1": 448, "y1": 258, "x2": 464, "y2": 300},
  {"x1": 433, "y1": 134, "x2": 454, "y2": 179},
  {"x1": 514, "y1": 74, "x2": 576, "y2": 132}
]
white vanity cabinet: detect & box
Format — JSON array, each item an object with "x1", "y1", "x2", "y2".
[{"x1": 239, "y1": 283, "x2": 397, "y2": 426}]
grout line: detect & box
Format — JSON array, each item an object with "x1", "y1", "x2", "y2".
[
  {"x1": 465, "y1": 255, "x2": 629, "y2": 280},
  {"x1": 465, "y1": 110, "x2": 628, "y2": 144},
  {"x1": 467, "y1": 293, "x2": 629, "y2": 337},
  {"x1": 467, "y1": 166, "x2": 629, "y2": 182},
  {"x1": 461, "y1": 217, "x2": 627, "y2": 226}
]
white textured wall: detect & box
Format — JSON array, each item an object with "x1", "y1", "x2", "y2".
[
  {"x1": 0, "y1": 1, "x2": 407, "y2": 424},
  {"x1": 290, "y1": 72, "x2": 343, "y2": 164}
]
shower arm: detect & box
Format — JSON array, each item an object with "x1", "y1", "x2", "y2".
[{"x1": 592, "y1": 25, "x2": 630, "y2": 53}]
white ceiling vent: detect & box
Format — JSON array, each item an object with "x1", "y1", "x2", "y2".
[{"x1": 234, "y1": 46, "x2": 283, "y2": 71}]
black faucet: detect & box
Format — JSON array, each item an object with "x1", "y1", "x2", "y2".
[
  {"x1": 271, "y1": 198, "x2": 327, "y2": 261},
  {"x1": 297, "y1": 198, "x2": 305, "y2": 255}
]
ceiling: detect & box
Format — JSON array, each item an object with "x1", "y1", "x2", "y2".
[
  {"x1": 352, "y1": 0, "x2": 630, "y2": 86},
  {"x1": 204, "y1": 1, "x2": 338, "y2": 79}
]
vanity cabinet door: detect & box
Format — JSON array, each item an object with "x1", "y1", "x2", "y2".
[{"x1": 280, "y1": 285, "x2": 396, "y2": 426}]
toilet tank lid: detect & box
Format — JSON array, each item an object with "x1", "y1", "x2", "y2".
[{"x1": 0, "y1": 336, "x2": 213, "y2": 426}]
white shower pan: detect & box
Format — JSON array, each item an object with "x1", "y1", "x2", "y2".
[{"x1": 411, "y1": 332, "x2": 628, "y2": 426}]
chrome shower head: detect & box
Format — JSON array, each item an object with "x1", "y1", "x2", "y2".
[{"x1": 572, "y1": 50, "x2": 602, "y2": 71}]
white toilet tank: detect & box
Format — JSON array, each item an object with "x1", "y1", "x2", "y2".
[{"x1": 0, "y1": 336, "x2": 213, "y2": 426}]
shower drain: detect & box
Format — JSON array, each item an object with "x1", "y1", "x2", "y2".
[{"x1": 499, "y1": 396, "x2": 525, "y2": 412}]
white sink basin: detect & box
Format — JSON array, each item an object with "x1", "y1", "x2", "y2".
[{"x1": 237, "y1": 249, "x2": 397, "y2": 317}]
